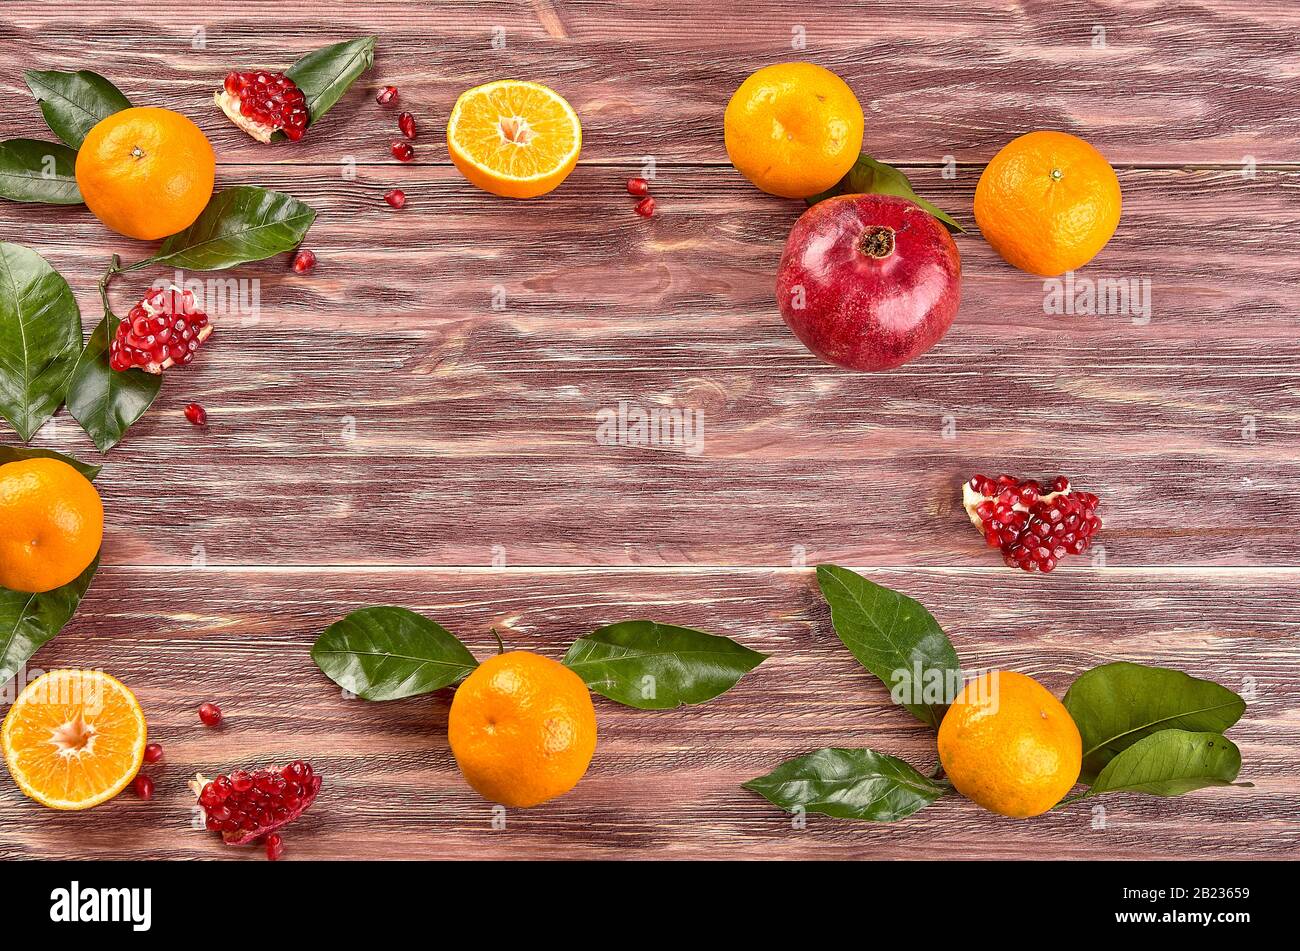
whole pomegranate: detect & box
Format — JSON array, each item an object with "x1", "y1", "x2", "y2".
[{"x1": 776, "y1": 194, "x2": 961, "y2": 371}]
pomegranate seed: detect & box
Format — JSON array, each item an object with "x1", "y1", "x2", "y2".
[
  {"x1": 230, "y1": 770, "x2": 253, "y2": 792},
  {"x1": 627, "y1": 177, "x2": 650, "y2": 197},
  {"x1": 292, "y1": 249, "x2": 317, "y2": 274},
  {"x1": 133, "y1": 774, "x2": 154, "y2": 799},
  {"x1": 390, "y1": 141, "x2": 414, "y2": 162},
  {"x1": 183, "y1": 402, "x2": 207, "y2": 426},
  {"x1": 962, "y1": 473, "x2": 1102, "y2": 573},
  {"x1": 198, "y1": 702, "x2": 222, "y2": 726},
  {"x1": 383, "y1": 188, "x2": 406, "y2": 209},
  {"x1": 266, "y1": 832, "x2": 285, "y2": 861},
  {"x1": 144, "y1": 743, "x2": 164, "y2": 763},
  {"x1": 634, "y1": 196, "x2": 656, "y2": 217},
  {"x1": 397, "y1": 111, "x2": 416, "y2": 139},
  {"x1": 376, "y1": 85, "x2": 399, "y2": 105},
  {"x1": 219, "y1": 70, "x2": 308, "y2": 141}
]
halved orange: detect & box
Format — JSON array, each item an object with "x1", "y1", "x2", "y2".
[
  {"x1": 2, "y1": 670, "x2": 146, "y2": 810},
  {"x1": 447, "y1": 80, "x2": 581, "y2": 199}
]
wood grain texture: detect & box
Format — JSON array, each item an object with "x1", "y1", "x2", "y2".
[
  {"x1": 1, "y1": 1, "x2": 1298, "y2": 164},
  {"x1": 0, "y1": 567, "x2": 1295, "y2": 860},
  {"x1": 9, "y1": 166, "x2": 1300, "y2": 568},
  {"x1": 1, "y1": 0, "x2": 1298, "y2": 861}
]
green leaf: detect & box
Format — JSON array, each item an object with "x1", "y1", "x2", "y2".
[
  {"x1": 0, "y1": 554, "x2": 100, "y2": 687},
  {"x1": 0, "y1": 445, "x2": 100, "y2": 480},
  {"x1": 0, "y1": 140, "x2": 82, "y2": 205},
  {"x1": 311, "y1": 606, "x2": 478, "y2": 701},
  {"x1": 24, "y1": 69, "x2": 131, "y2": 149},
  {"x1": 1085, "y1": 730, "x2": 1248, "y2": 798},
  {"x1": 743, "y1": 748, "x2": 945, "y2": 821},
  {"x1": 815, "y1": 565, "x2": 961, "y2": 728},
  {"x1": 562, "y1": 619, "x2": 766, "y2": 709},
  {"x1": 65, "y1": 310, "x2": 161, "y2": 453},
  {"x1": 1064, "y1": 662, "x2": 1247, "y2": 783},
  {"x1": 150, "y1": 186, "x2": 317, "y2": 270},
  {"x1": 807, "y1": 154, "x2": 965, "y2": 234},
  {"x1": 0, "y1": 243, "x2": 82, "y2": 441},
  {"x1": 285, "y1": 36, "x2": 377, "y2": 129}
]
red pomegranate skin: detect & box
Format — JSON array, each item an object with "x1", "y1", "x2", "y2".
[{"x1": 776, "y1": 194, "x2": 961, "y2": 371}]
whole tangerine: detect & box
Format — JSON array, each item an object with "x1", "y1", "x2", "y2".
[
  {"x1": 0, "y1": 458, "x2": 103, "y2": 594},
  {"x1": 937, "y1": 670, "x2": 1082, "y2": 818},
  {"x1": 75, "y1": 106, "x2": 215, "y2": 240},
  {"x1": 448, "y1": 650, "x2": 597, "y2": 808},
  {"x1": 974, "y1": 130, "x2": 1121, "y2": 277},
  {"x1": 724, "y1": 62, "x2": 864, "y2": 199}
]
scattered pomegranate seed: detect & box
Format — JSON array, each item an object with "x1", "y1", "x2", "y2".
[
  {"x1": 292, "y1": 249, "x2": 317, "y2": 273},
  {"x1": 190, "y1": 761, "x2": 320, "y2": 846},
  {"x1": 390, "y1": 141, "x2": 414, "y2": 162},
  {"x1": 383, "y1": 188, "x2": 407, "y2": 209},
  {"x1": 184, "y1": 402, "x2": 207, "y2": 426},
  {"x1": 109, "y1": 286, "x2": 211, "y2": 374},
  {"x1": 376, "y1": 85, "x2": 399, "y2": 106},
  {"x1": 266, "y1": 832, "x2": 285, "y2": 861},
  {"x1": 198, "y1": 702, "x2": 223, "y2": 727},
  {"x1": 133, "y1": 773, "x2": 155, "y2": 799},
  {"x1": 398, "y1": 111, "x2": 416, "y2": 139},
  {"x1": 962, "y1": 473, "x2": 1102, "y2": 572},
  {"x1": 627, "y1": 177, "x2": 650, "y2": 197},
  {"x1": 634, "y1": 196, "x2": 656, "y2": 217},
  {"x1": 144, "y1": 743, "x2": 164, "y2": 763}
]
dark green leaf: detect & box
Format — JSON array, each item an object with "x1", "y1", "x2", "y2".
[
  {"x1": 815, "y1": 565, "x2": 961, "y2": 728},
  {"x1": 0, "y1": 445, "x2": 100, "y2": 480},
  {"x1": 65, "y1": 310, "x2": 161, "y2": 453},
  {"x1": 285, "y1": 36, "x2": 377, "y2": 128},
  {"x1": 0, "y1": 554, "x2": 100, "y2": 686},
  {"x1": 807, "y1": 154, "x2": 965, "y2": 233},
  {"x1": 1064, "y1": 662, "x2": 1247, "y2": 783},
  {"x1": 1086, "y1": 730, "x2": 1248, "y2": 798},
  {"x1": 562, "y1": 619, "x2": 766, "y2": 709},
  {"x1": 0, "y1": 139, "x2": 82, "y2": 205},
  {"x1": 24, "y1": 70, "x2": 131, "y2": 149},
  {"x1": 0, "y1": 243, "x2": 82, "y2": 441},
  {"x1": 311, "y1": 606, "x2": 478, "y2": 700},
  {"x1": 151, "y1": 186, "x2": 317, "y2": 270},
  {"x1": 744, "y1": 748, "x2": 945, "y2": 821}
]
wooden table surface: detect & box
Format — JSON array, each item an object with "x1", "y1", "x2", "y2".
[{"x1": 1, "y1": 1, "x2": 1297, "y2": 860}]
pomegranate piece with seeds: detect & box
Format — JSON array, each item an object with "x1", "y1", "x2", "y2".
[
  {"x1": 962, "y1": 474, "x2": 1102, "y2": 572},
  {"x1": 190, "y1": 761, "x2": 321, "y2": 847},
  {"x1": 109, "y1": 286, "x2": 212, "y2": 374},
  {"x1": 216, "y1": 70, "x2": 309, "y2": 142}
]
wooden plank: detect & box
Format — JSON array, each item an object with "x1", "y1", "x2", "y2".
[
  {"x1": 9, "y1": 166, "x2": 1300, "y2": 567},
  {"x1": 1, "y1": 1, "x2": 1298, "y2": 164},
  {"x1": 0, "y1": 567, "x2": 1294, "y2": 860}
]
